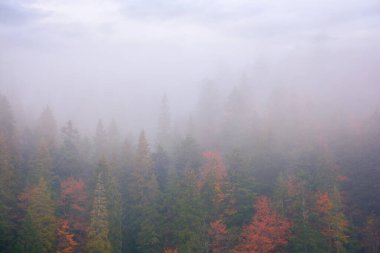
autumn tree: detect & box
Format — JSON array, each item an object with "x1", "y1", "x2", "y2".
[
  {"x1": 235, "y1": 196, "x2": 291, "y2": 253},
  {"x1": 315, "y1": 188, "x2": 349, "y2": 253},
  {"x1": 209, "y1": 219, "x2": 230, "y2": 253},
  {"x1": 56, "y1": 220, "x2": 78, "y2": 253},
  {"x1": 199, "y1": 151, "x2": 227, "y2": 209},
  {"x1": 60, "y1": 177, "x2": 88, "y2": 252}
]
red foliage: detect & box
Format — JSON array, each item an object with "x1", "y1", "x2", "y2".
[
  {"x1": 315, "y1": 192, "x2": 333, "y2": 214},
  {"x1": 209, "y1": 219, "x2": 229, "y2": 253},
  {"x1": 60, "y1": 177, "x2": 88, "y2": 252},
  {"x1": 235, "y1": 196, "x2": 292, "y2": 253},
  {"x1": 315, "y1": 191, "x2": 349, "y2": 248}
]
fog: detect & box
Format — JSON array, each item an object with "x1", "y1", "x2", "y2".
[
  {"x1": 1, "y1": 1, "x2": 380, "y2": 252},
  {"x1": 1, "y1": 0, "x2": 379, "y2": 138}
]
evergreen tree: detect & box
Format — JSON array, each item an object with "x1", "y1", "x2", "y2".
[
  {"x1": 36, "y1": 107, "x2": 57, "y2": 150},
  {"x1": 152, "y1": 145, "x2": 170, "y2": 191},
  {"x1": 87, "y1": 161, "x2": 112, "y2": 253},
  {"x1": 126, "y1": 131, "x2": 161, "y2": 253},
  {"x1": 169, "y1": 169, "x2": 208, "y2": 253},
  {"x1": 18, "y1": 178, "x2": 57, "y2": 253},
  {"x1": 0, "y1": 95, "x2": 18, "y2": 252},
  {"x1": 106, "y1": 165, "x2": 122, "y2": 253},
  {"x1": 56, "y1": 121, "x2": 82, "y2": 178},
  {"x1": 29, "y1": 142, "x2": 53, "y2": 185}
]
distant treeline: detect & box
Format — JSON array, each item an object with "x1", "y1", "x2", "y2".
[{"x1": 0, "y1": 84, "x2": 379, "y2": 253}]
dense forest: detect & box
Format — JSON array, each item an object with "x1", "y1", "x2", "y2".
[{"x1": 0, "y1": 81, "x2": 380, "y2": 253}]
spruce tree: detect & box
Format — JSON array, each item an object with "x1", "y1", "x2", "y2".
[
  {"x1": 18, "y1": 178, "x2": 57, "y2": 253},
  {"x1": 87, "y1": 161, "x2": 112, "y2": 253}
]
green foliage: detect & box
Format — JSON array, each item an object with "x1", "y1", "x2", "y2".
[
  {"x1": 18, "y1": 178, "x2": 57, "y2": 253},
  {"x1": 87, "y1": 163, "x2": 112, "y2": 253},
  {"x1": 126, "y1": 131, "x2": 161, "y2": 253},
  {"x1": 169, "y1": 169, "x2": 208, "y2": 253}
]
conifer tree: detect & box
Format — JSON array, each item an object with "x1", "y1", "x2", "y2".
[
  {"x1": 0, "y1": 95, "x2": 19, "y2": 252},
  {"x1": 87, "y1": 161, "x2": 112, "y2": 253},
  {"x1": 37, "y1": 107, "x2": 57, "y2": 150},
  {"x1": 29, "y1": 142, "x2": 53, "y2": 185},
  {"x1": 57, "y1": 121, "x2": 82, "y2": 178},
  {"x1": 106, "y1": 168, "x2": 122, "y2": 253},
  {"x1": 127, "y1": 131, "x2": 161, "y2": 253},
  {"x1": 19, "y1": 178, "x2": 57, "y2": 253}
]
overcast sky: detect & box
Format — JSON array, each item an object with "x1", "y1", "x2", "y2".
[{"x1": 0, "y1": 0, "x2": 379, "y2": 134}]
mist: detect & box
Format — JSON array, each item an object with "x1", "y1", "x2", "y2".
[{"x1": 1, "y1": 0, "x2": 380, "y2": 252}]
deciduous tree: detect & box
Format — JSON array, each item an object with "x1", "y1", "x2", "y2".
[{"x1": 235, "y1": 196, "x2": 291, "y2": 253}]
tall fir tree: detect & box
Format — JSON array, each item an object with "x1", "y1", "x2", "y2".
[
  {"x1": 17, "y1": 178, "x2": 57, "y2": 253},
  {"x1": 126, "y1": 131, "x2": 161, "y2": 253},
  {"x1": 87, "y1": 160, "x2": 112, "y2": 253}
]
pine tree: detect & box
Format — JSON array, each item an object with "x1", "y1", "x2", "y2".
[
  {"x1": 19, "y1": 178, "x2": 57, "y2": 253},
  {"x1": 57, "y1": 121, "x2": 82, "y2": 178},
  {"x1": 127, "y1": 131, "x2": 161, "y2": 253},
  {"x1": 87, "y1": 162, "x2": 112, "y2": 253},
  {"x1": 168, "y1": 169, "x2": 208, "y2": 253},
  {"x1": 29, "y1": 142, "x2": 53, "y2": 185},
  {"x1": 37, "y1": 107, "x2": 57, "y2": 150},
  {"x1": 106, "y1": 171, "x2": 122, "y2": 253}
]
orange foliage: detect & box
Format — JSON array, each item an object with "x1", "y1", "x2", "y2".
[
  {"x1": 315, "y1": 192, "x2": 333, "y2": 214},
  {"x1": 235, "y1": 196, "x2": 292, "y2": 253},
  {"x1": 200, "y1": 151, "x2": 227, "y2": 203},
  {"x1": 60, "y1": 177, "x2": 88, "y2": 251},
  {"x1": 56, "y1": 220, "x2": 78, "y2": 253},
  {"x1": 164, "y1": 248, "x2": 179, "y2": 253},
  {"x1": 315, "y1": 191, "x2": 349, "y2": 251}
]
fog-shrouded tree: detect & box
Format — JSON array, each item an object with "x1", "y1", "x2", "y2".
[
  {"x1": 17, "y1": 178, "x2": 57, "y2": 253},
  {"x1": 87, "y1": 160, "x2": 112, "y2": 253},
  {"x1": 125, "y1": 131, "x2": 161, "y2": 253}
]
